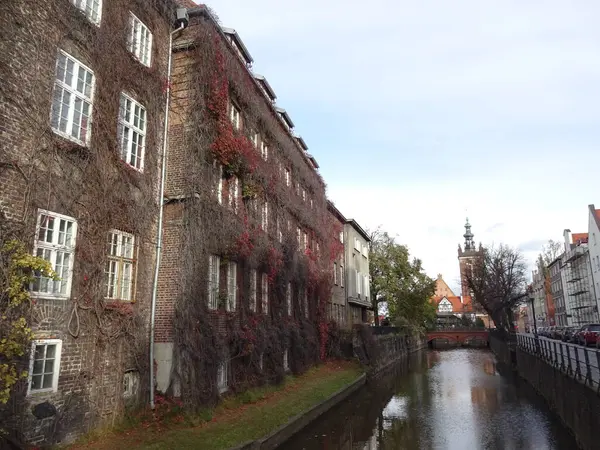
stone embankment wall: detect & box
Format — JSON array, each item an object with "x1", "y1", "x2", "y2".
[
  {"x1": 490, "y1": 335, "x2": 599, "y2": 450},
  {"x1": 352, "y1": 325, "x2": 426, "y2": 375}
]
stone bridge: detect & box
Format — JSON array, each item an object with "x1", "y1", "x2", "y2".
[{"x1": 427, "y1": 329, "x2": 489, "y2": 348}]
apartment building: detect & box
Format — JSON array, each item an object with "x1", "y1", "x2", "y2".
[
  {"x1": 562, "y1": 229, "x2": 598, "y2": 326},
  {"x1": 549, "y1": 256, "x2": 568, "y2": 326},
  {"x1": 588, "y1": 205, "x2": 600, "y2": 315},
  {"x1": 345, "y1": 220, "x2": 371, "y2": 325},
  {"x1": 0, "y1": 0, "x2": 182, "y2": 445},
  {"x1": 153, "y1": 5, "x2": 337, "y2": 403},
  {"x1": 328, "y1": 202, "x2": 347, "y2": 328}
]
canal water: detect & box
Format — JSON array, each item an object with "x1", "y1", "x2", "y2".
[{"x1": 286, "y1": 349, "x2": 577, "y2": 450}]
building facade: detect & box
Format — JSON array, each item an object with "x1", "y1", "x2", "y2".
[
  {"x1": 153, "y1": 4, "x2": 338, "y2": 404},
  {"x1": 588, "y1": 205, "x2": 600, "y2": 316},
  {"x1": 344, "y1": 219, "x2": 371, "y2": 325},
  {"x1": 458, "y1": 218, "x2": 484, "y2": 299},
  {"x1": 327, "y1": 202, "x2": 347, "y2": 328},
  {"x1": 530, "y1": 268, "x2": 550, "y2": 327},
  {"x1": 562, "y1": 229, "x2": 598, "y2": 326},
  {"x1": 0, "y1": 0, "x2": 179, "y2": 445}
]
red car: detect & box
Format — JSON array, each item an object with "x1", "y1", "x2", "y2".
[{"x1": 575, "y1": 324, "x2": 600, "y2": 346}]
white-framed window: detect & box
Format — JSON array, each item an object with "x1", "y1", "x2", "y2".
[
  {"x1": 71, "y1": 0, "x2": 102, "y2": 24},
  {"x1": 249, "y1": 269, "x2": 257, "y2": 312},
  {"x1": 363, "y1": 274, "x2": 369, "y2": 300},
  {"x1": 123, "y1": 370, "x2": 139, "y2": 398},
  {"x1": 362, "y1": 243, "x2": 368, "y2": 258},
  {"x1": 261, "y1": 200, "x2": 269, "y2": 230},
  {"x1": 283, "y1": 349, "x2": 289, "y2": 372},
  {"x1": 334, "y1": 262, "x2": 338, "y2": 285},
  {"x1": 217, "y1": 357, "x2": 229, "y2": 394},
  {"x1": 340, "y1": 265, "x2": 344, "y2": 288},
  {"x1": 208, "y1": 255, "x2": 220, "y2": 310},
  {"x1": 50, "y1": 51, "x2": 95, "y2": 145},
  {"x1": 296, "y1": 227, "x2": 301, "y2": 248},
  {"x1": 32, "y1": 210, "x2": 77, "y2": 298},
  {"x1": 310, "y1": 197, "x2": 314, "y2": 209},
  {"x1": 105, "y1": 230, "x2": 136, "y2": 301},
  {"x1": 354, "y1": 238, "x2": 361, "y2": 252},
  {"x1": 128, "y1": 13, "x2": 152, "y2": 67},
  {"x1": 261, "y1": 273, "x2": 269, "y2": 314},
  {"x1": 251, "y1": 131, "x2": 259, "y2": 148},
  {"x1": 118, "y1": 93, "x2": 147, "y2": 171},
  {"x1": 356, "y1": 270, "x2": 362, "y2": 295},
  {"x1": 301, "y1": 188, "x2": 306, "y2": 202},
  {"x1": 213, "y1": 161, "x2": 223, "y2": 204},
  {"x1": 285, "y1": 168, "x2": 291, "y2": 187},
  {"x1": 277, "y1": 217, "x2": 283, "y2": 243},
  {"x1": 339, "y1": 231, "x2": 344, "y2": 243},
  {"x1": 28, "y1": 339, "x2": 62, "y2": 395},
  {"x1": 286, "y1": 283, "x2": 292, "y2": 316},
  {"x1": 259, "y1": 352, "x2": 264, "y2": 372},
  {"x1": 230, "y1": 102, "x2": 241, "y2": 130},
  {"x1": 303, "y1": 232, "x2": 308, "y2": 251},
  {"x1": 261, "y1": 141, "x2": 268, "y2": 160},
  {"x1": 229, "y1": 176, "x2": 239, "y2": 213},
  {"x1": 227, "y1": 262, "x2": 237, "y2": 311}
]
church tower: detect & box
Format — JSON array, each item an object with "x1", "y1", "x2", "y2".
[{"x1": 457, "y1": 218, "x2": 483, "y2": 297}]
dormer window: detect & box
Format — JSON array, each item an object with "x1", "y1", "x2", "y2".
[
  {"x1": 230, "y1": 103, "x2": 241, "y2": 130},
  {"x1": 253, "y1": 74, "x2": 277, "y2": 102},
  {"x1": 222, "y1": 27, "x2": 253, "y2": 66},
  {"x1": 260, "y1": 141, "x2": 268, "y2": 160},
  {"x1": 275, "y1": 107, "x2": 294, "y2": 129}
]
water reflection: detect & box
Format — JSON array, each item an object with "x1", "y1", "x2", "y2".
[{"x1": 285, "y1": 350, "x2": 576, "y2": 450}]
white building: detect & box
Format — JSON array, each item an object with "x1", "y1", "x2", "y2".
[{"x1": 587, "y1": 204, "x2": 600, "y2": 318}]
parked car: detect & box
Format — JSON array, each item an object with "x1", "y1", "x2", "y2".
[
  {"x1": 552, "y1": 326, "x2": 565, "y2": 340},
  {"x1": 562, "y1": 326, "x2": 578, "y2": 343},
  {"x1": 575, "y1": 324, "x2": 600, "y2": 346}
]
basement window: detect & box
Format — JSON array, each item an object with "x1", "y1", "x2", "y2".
[
  {"x1": 217, "y1": 358, "x2": 229, "y2": 394},
  {"x1": 71, "y1": 0, "x2": 102, "y2": 25},
  {"x1": 50, "y1": 51, "x2": 95, "y2": 146},
  {"x1": 28, "y1": 340, "x2": 62, "y2": 395}
]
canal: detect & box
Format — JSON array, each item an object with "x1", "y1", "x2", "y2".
[{"x1": 286, "y1": 349, "x2": 577, "y2": 450}]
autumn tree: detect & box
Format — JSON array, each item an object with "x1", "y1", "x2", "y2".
[
  {"x1": 464, "y1": 244, "x2": 528, "y2": 335},
  {"x1": 369, "y1": 228, "x2": 436, "y2": 331}
]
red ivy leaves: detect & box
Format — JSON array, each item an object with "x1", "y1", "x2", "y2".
[{"x1": 267, "y1": 247, "x2": 283, "y2": 284}]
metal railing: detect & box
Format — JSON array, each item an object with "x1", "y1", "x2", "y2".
[{"x1": 516, "y1": 334, "x2": 600, "y2": 394}]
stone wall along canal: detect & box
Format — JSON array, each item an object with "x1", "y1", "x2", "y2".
[{"x1": 285, "y1": 349, "x2": 577, "y2": 450}]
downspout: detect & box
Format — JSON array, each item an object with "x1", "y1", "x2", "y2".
[{"x1": 149, "y1": 18, "x2": 186, "y2": 410}]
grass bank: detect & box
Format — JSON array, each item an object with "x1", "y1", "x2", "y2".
[{"x1": 68, "y1": 360, "x2": 363, "y2": 450}]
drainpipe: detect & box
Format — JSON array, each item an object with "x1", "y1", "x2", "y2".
[{"x1": 149, "y1": 17, "x2": 187, "y2": 410}]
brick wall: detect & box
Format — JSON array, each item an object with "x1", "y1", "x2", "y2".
[{"x1": 0, "y1": 0, "x2": 177, "y2": 445}]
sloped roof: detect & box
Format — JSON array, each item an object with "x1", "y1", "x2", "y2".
[
  {"x1": 431, "y1": 296, "x2": 464, "y2": 313},
  {"x1": 434, "y1": 275, "x2": 455, "y2": 297},
  {"x1": 572, "y1": 232, "x2": 588, "y2": 244}
]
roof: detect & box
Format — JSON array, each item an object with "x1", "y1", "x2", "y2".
[
  {"x1": 275, "y1": 107, "x2": 294, "y2": 129},
  {"x1": 434, "y1": 275, "x2": 456, "y2": 297},
  {"x1": 345, "y1": 219, "x2": 370, "y2": 242},
  {"x1": 572, "y1": 232, "x2": 588, "y2": 244},
  {"x1": 295, "y1": 136, "x2": 308, "y2": 151},
  {"x1": 327, "y1": 200, "x2": 346, "y2": 223},
  {"x1": 221, "y1": 27, "x2": 253, "y2": 65},
  {"x1": 431, "y1": 296, "x2": 467, "y2": 313},
  {"x1": 590, "y1": 204, "x2": 600, "y2": 231},
  {"x1": 253, "y1": 74, "x2": 276, "y2": 101},
  {"x1": 307, "y1": 154, "x2": 319, "y2": 169}
]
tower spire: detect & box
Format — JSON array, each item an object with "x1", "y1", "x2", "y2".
[{"x1": 463, "y1": 217, "x2": 475, "y2": 251}]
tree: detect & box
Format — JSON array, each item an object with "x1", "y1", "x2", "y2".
[
  {"x1": 464, "y1": 244, "x2": 528, "y2": 335},
  {"x1": 538, "y1": 240, "x2": 562, "y2": 271},
  {"x1": 369, "y1": 228, "x2": 436, "y2": 331}
]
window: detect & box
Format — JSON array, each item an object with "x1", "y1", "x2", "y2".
[
  {"x1": 362, "y1": 243, "x2": 368, "y2": 258},
  {"x1": 334, "y1": 262, "x2": 338, "y2": 285},
  {"x1": 123, "y1": 370, "x2": 139, "y2": 398},
  {"x1": 71, "y1": 0, "x2": 102, "y2": 24},
  {"x1": 285, "y1": 168, "x2": 291, "y2": 187},
  {"x1": 208, "y1": 255, "x2": 220, "y2": 310},
  {"x1": 118, "y1": 94, "x2": 147, "y2": 171},
  {"x1": 339, "y1": 231, "x2": 344, "y2": 243},
  {"x1": 354, "y1": 238, "x2": 361, "y2": 252},
  {"x1": 303, "y1": 232, "x2": 308, "y2": 250},
  {"x1": 50, "y1": 51, "x2": 94, "y2": 145},
  {"x1": 277, "y1": 217, "x2": 283, "y2": 243},
  {"x1": 301, "y1": 188, "x2": 306, "y2": 202},
  {"x1": 260, "y1": 141, "x2": 268, "y2": 160},
  {"x1": 128, "y1": 13, "x2": 152, "y2": 67},
  {"x1": 302, "y1": 290, "x2": 308, "y2": 318},
  {"x1": 227, "y1": 262, "x2": 237, "y2": 311},
  {"x1": 310, "y1": 197, "x2": 314, "y2": 209},
  {"x1": 105, "y1": 230, "x2": 136, "y2": 301},
  {"x1": 261, "y1": 273, "x2": 269, "y2": 314},
  {"x1": 363, "y1": 274, "x2": 369, "y2": 300},
  {"x1": 230, "y1": 102, "x2": 241, "y2": 130},
  {"x1": 259, "y1": 352, "x2": 264, "y2": 371},
  {"x1": 28, "y1": 340, "x2": 62, "y2": 395},
  {"x1": 340, "y1": 265, "x2": 344, "y2": 288},
  {"x1": 32, "y1": 210, "x2": 77, "y2": 298},
  {"x1": 217, "y1": 358, "x2": 229, "y2": 394},
  {"x1": 213, "y1": 162, "x2": 223, "y2": 204},
  {"x1": 228, "y1": 176, "x2": 240, "y2": 213},
  {"x1": 283, "y1": 349, "x2": 289, "y2": 372},
  {"x1": 249, "y1": 269, "x2": 257, "y2": 312},
  {"x1": 296, "y1": 227, "x2": 301, "y2": 247},
  {"x1": 356, "y1": 270, "x2": 362, "y2": 295},
  {"x1": 286, "y1": 283, "x2": 292, "y2": 316},
  {"x1": 251, "y1": 131, "x2": 259, "y2": 148},
  {"x1": 261, "y1": 200, "x2": 268, "y2": 230}
]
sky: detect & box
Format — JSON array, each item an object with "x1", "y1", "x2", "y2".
[{"x1": 200, "y1": 0, "x2": 600, "y2": 293}]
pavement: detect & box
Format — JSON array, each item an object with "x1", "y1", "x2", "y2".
[{"x1": 516, "y1": 333, "x2": 600, "y2": 390}]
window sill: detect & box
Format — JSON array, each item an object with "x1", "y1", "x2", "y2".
[{"x1": 52, "y1": 128, "x2": 88, "y2": 148}]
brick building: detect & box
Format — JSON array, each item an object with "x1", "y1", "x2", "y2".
[
  {"x1": 0, "y1": 0, "x2": 180, "y2": 445},
  {"x1": 153, "y1": 5, "x2": 337, "y2": 404}
]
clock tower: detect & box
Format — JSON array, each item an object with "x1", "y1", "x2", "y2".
[{"x1": 457, "y1": 218, "x2": 483, "y2": 298}]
